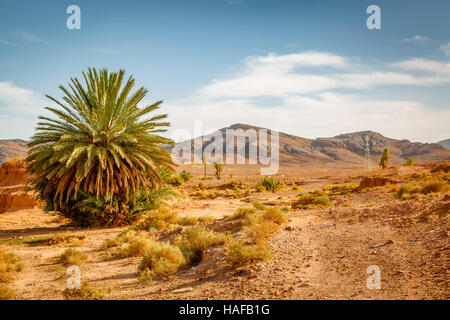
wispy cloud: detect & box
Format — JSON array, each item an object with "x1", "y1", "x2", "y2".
[
  {"x1": 198, "y1": 52, "x2": 449, "y2": 99},
  {"x1": 0, "y1": 38, "x2": 13, "y2": 46},
  {"x1": 441, "y1": 42, "x2": 450, "y2": 56},
  {"x1": 392, "y1": 58, "x2": 450, "y2": 75},
  {"x1": 403, "y1": 35, "x2": 429, "y2": 43},
  {"x1": 17, "y1": 29, "x2": 54, "y2": 46}
]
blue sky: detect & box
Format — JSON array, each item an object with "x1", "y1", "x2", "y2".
[{"x1": 0, "y1": 0, "x2": 449, "y2": 142}]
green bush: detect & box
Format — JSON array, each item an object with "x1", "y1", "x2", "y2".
[
  {"x1": 258, "y1": 176, "x2": 281, "y2": 192},
  {"x1": 180, "y1": 170, "x2": 192, "y2": 182},
  {"x1": 312, "y1": 196, "x2": 331, "y2": 207}
]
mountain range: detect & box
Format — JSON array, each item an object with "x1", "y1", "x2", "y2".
[
  {"x1": 0, "y1": 124, "x2": 449, "y2": 167},
  {"x1": 171, "y1": 123, "x2": 450, "y2": 168},
  {"x1": 437, "y1": 139, "x2": 450, "y2": 149}
]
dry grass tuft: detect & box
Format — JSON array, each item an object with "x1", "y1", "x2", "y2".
[
  {"x1": 63, "y1": 281, "x2": 108, "y2": 300},
  {"x1": 225, "y1": 241, "x2": 271, "y2": 267},
  {"x1": 175, "y1": 226, "x2": 229, "y2": 266},
  {"x1": 104, "y1": 231, "x2": 155, "y2": 259},
  {"x1": 57, "y1": 248, "x2": 88, "y2": 266},
  {"x1": 421, "y1": 181, "x2": 446, "y2": 194},
  {"x1": 134, "y1": 208, "x2": 180, "y2": 231},
  {"x1": 0, "y1": 284, "x2": 16, "y2": 300},
  {"x1": 291, "y1": 193, "x2": 331, "y2": 209},
  {"x1": 231, "y1": 207, "x2": 257, "y2": 220},
  {"x1": 0, "y1": 248, "x2": 23, "y2": 282},
  {"x1": 226, "y1": 206, "x2": 287, "y2": 267},
  {"x1": 139, "y1": 241, "x2": 186, "y2": 281}
]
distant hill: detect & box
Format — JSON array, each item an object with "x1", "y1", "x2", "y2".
[
  {"x1": 1, "y1": 127, "x2": 449, "y2": 168},
  {"x1": 0, "y1": 139, "x2": 28, "y2": 165},
  {"x1": 173, "y1": 123, "x2": 450, "y2": 168},
  {"x1": 437, "y1": 139, "x2": 450, "y2": 149}
]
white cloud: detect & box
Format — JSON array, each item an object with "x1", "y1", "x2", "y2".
[
  {"x1": 441, "y1": 42, "x2": 450, "y2": 56},
  {"x1": 2, "y1": 51, "x2": 449, "y2": 143},
  {"x1": 198, "y1": 52, "x2": 450, "y2": 99},
  {"x1": 392, "y1": 58, "x2": 450, "y2": 75},
  {"x1": 164, "y1": 51, "x2": 450, "y2": 143},
  {"x1": 403, "y1": 35, "x2": 429, "y2": 43},
  {"x1": 165, "y1": 93, "x2": 450, "y2": 143},
  {"x1": 0, "y1": 82, "x2": 48, "y2": 139}
]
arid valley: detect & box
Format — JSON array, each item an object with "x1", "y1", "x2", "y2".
[{"x1": 1, "y1": 127, "x2": 448, "y2": 300}]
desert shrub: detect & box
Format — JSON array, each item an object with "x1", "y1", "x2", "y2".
[
  {"x1": 180, "y1": 170, "x2": 192, "y2": 182},
  {"x1": 63, "y1": 281, "x2": 107, "y2": 300},
  {"x1": 396, "y1": 184, "x2": 422, "y2": 199},
  {"x1": 231, "y1": 207, "x2": 257, "y2": 220},
  {"x1": 241, "y1": 207, "x2": 286, "y2": 246},
  {"x1": 291, "y1": 194, "x2": 315, "y2": 208},
  {"x1": 258, "y1": 176, "x2": 281, "y2": 192},
  {"x1": 196, "y1": 215, "x2": 215, "y2": 224},
  {"x1": 0, "y1": 284, "x2": 16, "y2": 300},
  {"x1": 191, "y1": 190, "x2": 218, "y2": 200},
  {"x1": 0, "y1": 248, "x2": 23, "y2": 283},
  {"x1": 262, "y1": 207, "x2": 288, "y2": 225},
  {"x1": 252, "y1": 200, "x2": 267, "y2": 211},
  {"x1": 178, "y1": 215, "x2": 214, "y2": 226},
  {"x1": 255, "y1": 185, "x2": 266, "y2": 193},
  {"x1": 292, "y1": 193, "x2": 331, "y2": 209},
  {"x1": 134, "y1": 208, "x2": 180, "y2": 231},
  {"x1": 225, "y1": 241, "x2": 271, "y2": 267},
  {"x1": 421, "y1": 181, "x2": 446, "y2": 194},
  {"x1": 281, "y1": 206, "x2": 290, "y2": 213},
  {"x1": 312, "y1": 196, "x2": 331, "y2": 207},
  {"x1": 403, "y1": 157, "x2": 414, "y2": 166},
  {"x1": 312, "y1": 189, "x2": 327, "y2": 196},
  {"x1": 214, "y1": 160, "x2": 224, "y2": 180},
  {"x1": 178, "y1": 216, "x2": 198, "y2": 226},
  {"x1": 175, "y1": 226, "x2": 228, "y2": 266},
  {"x1": 201, "y1": 177, "x2": 213, "y2": 181},
  {"x1": 245, "y1": 221, "x2": 279, "y2": 245},
  {"x1": 326, "y1": 184, "x2": 357, "y2": 195},
  {"x1": 104, "y1": 231, "x2": 154, "y2": 259},
  {"x1": 294, "y1": 204, "x2": 313, "y2": 210},
  {"x1": 139, "y1": 242, "x2": 186, "y2": 280},
  {"x1": 57, "y1": 248, "x2": 88, "y2": 266}
]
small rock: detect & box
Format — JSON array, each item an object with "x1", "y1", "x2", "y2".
[{"x1": 172, "y1": 287, "x2": 193, "y2": 293}]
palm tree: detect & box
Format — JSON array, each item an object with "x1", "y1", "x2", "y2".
[{"x1": 26, "y1": 68, "x2": 174, "y2": 210}]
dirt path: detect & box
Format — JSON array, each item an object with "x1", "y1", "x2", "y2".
[{"x1": 1, "y1": 192, "x2": 448, "y2": 300}]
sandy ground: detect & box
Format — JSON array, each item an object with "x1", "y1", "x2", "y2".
[{"x1": 0, "y1": 173, "x2": 448, "y2": 300}]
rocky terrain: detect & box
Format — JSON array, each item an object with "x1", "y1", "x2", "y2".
[
  {"x1": 0, "y1": 162, "x2": 448, "y2": 300},
  {"x1": 0, "y1": 159, "x2": 40, "y2": 213},
  {"x1": 0, "y1": 140, "x2": 28, "y2": 166},
  {"x1": 172, "y1": 124, "x2": 450, "y2": 167}
]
